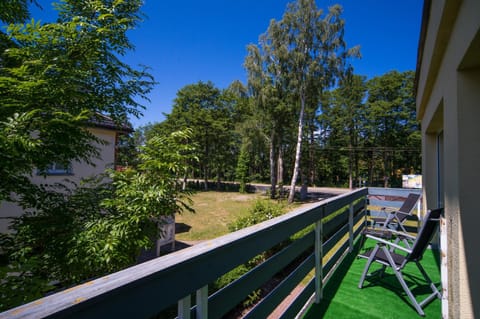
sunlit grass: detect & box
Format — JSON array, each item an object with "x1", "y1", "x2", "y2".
[
  {"x1": 175, "y1": 191, "x2": 304, "y2": 241},
  {"x1": 175, "y1": 191, "x2": 264, "y2": 241}
]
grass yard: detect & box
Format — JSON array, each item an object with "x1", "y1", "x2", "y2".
[{"x1": 175, "y1": 191, "x2": 265, "y2": 241}]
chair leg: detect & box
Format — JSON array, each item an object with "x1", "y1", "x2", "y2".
[
  {"x1": 382, "y1": 248, "x2": 426, "y2": 316},
  {"x1": 392, "y1": 268, "x2": 425, "y2": 316},
  {"x1": 358, "y1": 245, "x2": 380, "y2": 288},
  {"x1": 416, "y1": 262, "x2": 442, "y2": 308}
]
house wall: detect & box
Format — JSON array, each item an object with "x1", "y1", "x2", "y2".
[
  {"x1": 0, "y1": 127, "x2": 117, "y2": 233},
  {"x1": 30, "y1": 127, "x2": 117, "y2": 185},
  {"x1": 416, "y1": 0, "x2": 480, "y2": 318}
]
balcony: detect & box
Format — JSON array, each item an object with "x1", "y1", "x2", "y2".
[{"x1": 1, "y1": 187, "x2": 441, "y2": 318}]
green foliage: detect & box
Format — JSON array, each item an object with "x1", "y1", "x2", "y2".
[
  {"x1": 0, "y1": 0, "x2": 154, "y2": 201},
  {"x1": 212, "y1": 264, "x2": 250, "y2": 291},
  {"x1": 212, "y1": 200, "x2": 285, "y2": 311},
  {"x1": 115, "y1": 132, "x2": 139, "y2": 168},
  {"x1": 0, "y1": 1, "x2": 157, "y2": 307},
  {"x1": 0, "y1": 179, "x2": 110, "y2": 309},
  {"x1": 0, "y1": 3, "x2": 195, "y2": 310},
  {"x1": 0, "y1": 129, "x2": 196, "y2": 310},
  {"x1": 245, "y1": 0, "x2": 359, "y2": 201},
  {"x1": 228, "y1": 199, "x2": 285, "y2": 232},
  {"x1": 0, "y1": 0, "x2": 35, "y2": 25},
  {"x1": 0, "y1": 259, "x2": 52, "y2": 312},
  {"x1": 317, "y1": 70, "x2": 420, "y2": 187},
  {"x1": 158, "y1": 81, "x2": 239, "y2": 188},
  {"x1": 235, "y1": 145, "x2": 250, "y2": 193},
  {"x1": 243, "y1": 289, "x2": 262, "y2": 308}
]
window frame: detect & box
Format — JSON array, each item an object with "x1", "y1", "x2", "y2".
[{"x1": 38, "y1": 162, "x2": 73, "y2": 176}]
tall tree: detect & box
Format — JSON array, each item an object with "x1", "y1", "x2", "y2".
[
  {"x1": 0, "y1": 0, "x2": 36, "y2": 24},
  {"x1": 0, "y1": 0, "x2": 154, "y2": 201},
  {"x1": 256, "y1": 0, "x2": 358, "y2": 202},
  {"x1": 321, "y1": 74, "x2": 367, "y2": 188},
  {"x1": 0, "y1": 0, "x2": 38, "y2": 49},
  {"x1": 364, "y1": 70, "x2": 419, "y2": 187},
  {"x1": 162, "y1": 81, "x2": 236, "y2": 189},
  {"x1": 314, "y1": 70, "x2": 420, "y2": 188},
  {"x1": 244, "y1": 21, "x2": 294, "y2": 198}
]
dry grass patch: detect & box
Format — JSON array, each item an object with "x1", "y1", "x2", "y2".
[{"x1": 175, "y1": 191, "x2": 264, "y2": 241}]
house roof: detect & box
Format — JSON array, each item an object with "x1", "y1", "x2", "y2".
[
  {"x1": 89, "y1": 114, "x2": 133, "y2": 133},
  {"x1": 414, "y1": 0, "x2": 431, "y2": 98}
]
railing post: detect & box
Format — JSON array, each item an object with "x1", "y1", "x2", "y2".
[
  {"x1": 349, "y1": 202, "x2": 354, "y2": 252},
  {"x1": 314, "y1": 209, "x2": 324, "y2": 303},
  {"x1": 178, "y1": 295, "x2": 191, "y2": 319},
  {"x1": 196, "y1": 285, "x2": 208, "y2": 319},
  {"x1": 417, "y1": 199, "x2": 422, "y2": 222}
]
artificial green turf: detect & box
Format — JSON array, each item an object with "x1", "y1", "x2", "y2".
[{"x1": 303, "y1": 239, "x2": 441, "y2": 319}]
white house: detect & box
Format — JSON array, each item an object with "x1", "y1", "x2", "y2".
[
  {"x1": 0, "y1": 115, "x2": 131, "y2": 233},
  {"x1": 416, "y1": 0, "x2": 480, "y2": 317}
]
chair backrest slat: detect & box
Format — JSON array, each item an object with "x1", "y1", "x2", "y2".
[
  {"x1": 408, "y1": 208, "x2": 442, "y2": 262},
  {"x1": 398, "y1": 193, "x2": 421, "y2": 215}
]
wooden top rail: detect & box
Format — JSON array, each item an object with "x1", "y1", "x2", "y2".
[{"x1": 0, "y1": 188, "x2": 368, "y2": 319}]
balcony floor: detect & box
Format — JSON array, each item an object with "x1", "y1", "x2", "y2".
[{"x1": 303, "y1": 239, "x2": 441, "y2": 318}]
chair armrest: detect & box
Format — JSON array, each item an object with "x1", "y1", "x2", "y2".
[
  {"x1": 365, "y1": 234, "x2": 412, "y2": 253},
  {"x1": 395, "y1": 211, "x2": 410, "y2": 217},
  {"x1": 387, "y1": 229, "x2": 416, "y2": 240}
]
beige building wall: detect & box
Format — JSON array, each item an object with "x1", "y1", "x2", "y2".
[
  {"x1": 0, "y1": 127, "x2": 117, "y2": 233},
  {"x1": 30, "y1": 127, "x2": 117, "y2": 185},
  {"x1": 416, "y1": 0, "x2": 480, "y2": 318}
]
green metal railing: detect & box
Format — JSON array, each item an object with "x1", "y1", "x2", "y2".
[{"x1": 1, "y1": 188, "x2": 372, "y2": 319}]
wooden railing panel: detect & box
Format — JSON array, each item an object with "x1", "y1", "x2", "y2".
[
  {"x1": 323, "y1": 209, "x2": 348, "y2": 237},
  {"x1": 367, "y1": 187, "x2": 422, "y2": 218},
  {"x1": 367, "y1": 187, "x2": 422, "y2": 197},
  {"x1": 354, "y1": 199, "x2": 367, "y2": 215},
  {"x1": 244, "y1": 254, "x2": 315, "y2": 319},
  {"x1": 323, "y1": 198, "x2": 352, "y2": 218},
  {"x1": 208, "y1": 230, "x2": 315, "y2": 319},
  {"x1": 323, "y1": 223, "x2": 349, "y2": 256},
  {"x1": 279, "y1": 278, "x2": 315, "y2": 319},
  {"x1": 324, "y1": 239, "x2": 350, "y2": 277},
  {"x1": 0, "y1": 188, "x2": 369, "y2": 319}
]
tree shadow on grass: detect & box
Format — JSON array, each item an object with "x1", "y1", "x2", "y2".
[
  {"x1": 175, "y1": 222, "x2": 191, "y2": 234},
  {"x1": 303, "y1": 239, "x2": 363, "y2": 318},
  {"x1": 361, "y1": 264, "x2": 442, "y2": 314}
]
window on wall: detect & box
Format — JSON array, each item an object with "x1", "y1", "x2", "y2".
[{"x1": 38, "y1": 163, "x2": 73, "y2": 175}]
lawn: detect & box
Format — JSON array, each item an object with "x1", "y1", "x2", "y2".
[{"x1": 175, "y1": 191, "x2": 264, "y2": 241}]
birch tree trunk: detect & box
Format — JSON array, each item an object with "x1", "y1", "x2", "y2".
[
  {"x1": 309, "y1": 126, "x2": 316, "y2": 186},
  {"x1": 288, "y1": 92, "x2": 306, "y2": 203},
  {"x1": 277, "y1": 146, "x2": 284, "y2": 197},
  {"x1": 182, "y1": 172, "x2": 187, "y2": 191},
  {"x1": 269, "y1": 132, "x2": 278, "y2": 199}
]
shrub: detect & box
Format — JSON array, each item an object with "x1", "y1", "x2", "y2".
[{"x1": 228, "y1": 200, "x2": 285, "y2": 232}]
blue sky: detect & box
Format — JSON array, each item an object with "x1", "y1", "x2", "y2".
[{"x1": 31, "y1": 0, "x2": 423, "y2": 128}]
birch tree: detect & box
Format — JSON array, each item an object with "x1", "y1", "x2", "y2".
[
  {"x1": 246, "y1": 0, "x2": 358, "y2": 201},
  {"x1": 280, "y1": 1, "x2": 359, "y2": 202}
]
